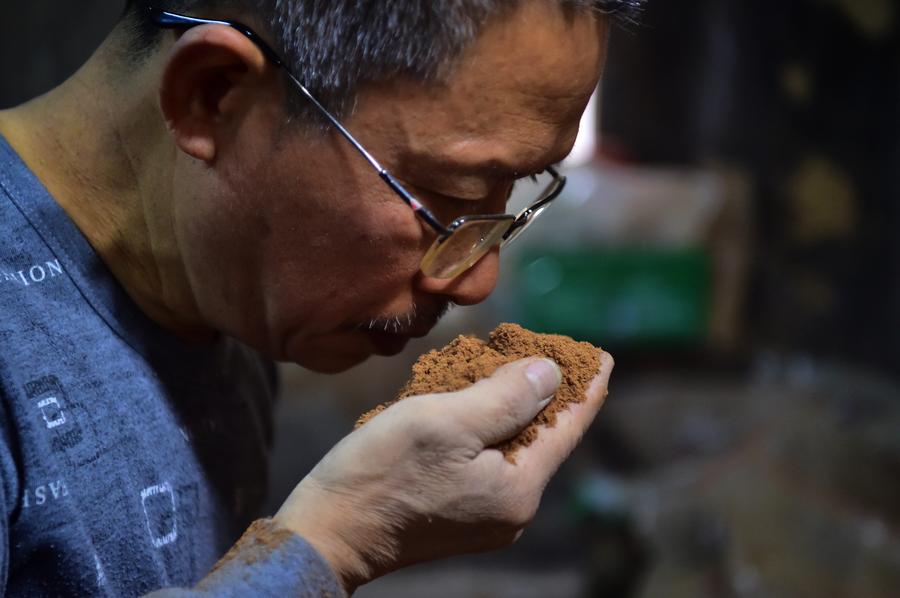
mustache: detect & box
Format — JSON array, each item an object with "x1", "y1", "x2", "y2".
[{"x1": 359, "y1": 301, "x2": 455, "y2": 335}]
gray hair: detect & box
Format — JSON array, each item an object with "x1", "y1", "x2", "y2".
[{"x1": 124, "y1": 1, "x2": 643, "y2": 121}]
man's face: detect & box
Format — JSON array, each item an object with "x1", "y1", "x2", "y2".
[{"x1": 174, "y1": 2, "x2": 608, "y2": 372}]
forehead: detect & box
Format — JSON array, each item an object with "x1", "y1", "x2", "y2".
[{"x1": 347, "y1": 1, "x2": 609, "y2": 178}]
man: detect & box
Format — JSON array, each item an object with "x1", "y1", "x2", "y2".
[{"x1": 0, "y1": 0, "x2": 633, "y2": 595}]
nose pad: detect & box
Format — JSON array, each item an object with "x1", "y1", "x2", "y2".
[{"x1": 415, "y1": 247, "x2": 500, "y2": 306}]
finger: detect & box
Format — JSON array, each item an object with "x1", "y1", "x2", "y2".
[
  {"x1": 512, "y1": 351, "x2": 614, "y2": 478},
  {"x1": 448, "y1": 357, "x2": 562, "y2": 447}
]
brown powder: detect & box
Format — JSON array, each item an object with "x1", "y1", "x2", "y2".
[
  {"x1": 355, "y1": 323, "x2": 603, "y2": 463},
  {"x1": 207, "y1": 518, "x2": 295, "y2": 575}
]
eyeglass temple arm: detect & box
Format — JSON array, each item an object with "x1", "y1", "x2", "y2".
[
  {"x1": 148, "y1": 7, "x2": 450, "y2": 237},
  {"x1": 150, "y1": 8, "x2": 283, "y2": 65},
  {"x1": 502, "y1": 166, "x2": 566, "y2": 238},
  {"x1": 279, "y1": 70, "x2": 449, "y2": 235}
]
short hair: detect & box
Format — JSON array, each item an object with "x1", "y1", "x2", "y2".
[{"x1": 123, "y1": 1, "x2": 644, "y2": 121}]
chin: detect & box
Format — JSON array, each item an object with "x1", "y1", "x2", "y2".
[
  {"x1": 286, "y1": 329, "x2": 377, "y2": 373},
  {"x1": 294, "y1": 351, "x2": 373, "y2": 373},
  {"x1": 284, "y1": 326, "x2": 414, "y2": 372}
]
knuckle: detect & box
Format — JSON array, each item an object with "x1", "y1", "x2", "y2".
[
  {"x1": 403, "y1": 397, "x2": 475, "y2": 451},
  {"x1": 490, "y1": 359, "x2": 527, "y2": 377},
  {"x1": 489, "y1": 394, "x2": 526, "y2": 427},
  {"x1": 480, "y1": 360, "x2": 534, "y2": 394},
  {"x1": 408, "y1": 403, "x2": 448, "y2": 438},
  {"x1": 600, "y1": 351, "x2": 615, "y2": 369},
  {"x1": 506, "y1": 501, "x2": 538, "y2": 529},
  {"x1": 483, "y1": 526, "x2": 522, "y2": 550},
  {"x1": 393, "y1": 397, "x2": 442, "y2": 438},
  {"x1": 459, "y1": 381, "x2": 529, "y2": 429},
  {"x1": 494, "y1": 487, "x2": 538, "y2": 529}
]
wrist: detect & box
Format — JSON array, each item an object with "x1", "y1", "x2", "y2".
[
  {"x1": 274, "y1": 484, "x2": 374, "y2": 593},
  {"x1": 290, "y1": 519, "x2": 370, "y2": 593}
]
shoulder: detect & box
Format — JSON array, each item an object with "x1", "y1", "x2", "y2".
[{"x1": 0, "y1": 163, "x2": 68, "y2": 307}]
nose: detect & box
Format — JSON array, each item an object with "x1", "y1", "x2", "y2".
[{"x1": 415, "y1": 248, "x2": 500, "y2": 306}]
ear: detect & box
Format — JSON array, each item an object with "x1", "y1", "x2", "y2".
[{"x1": 159, "y1": 24, "x2": 272, "y2": 163}]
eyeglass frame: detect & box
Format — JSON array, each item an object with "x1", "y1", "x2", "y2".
[{"x1": 148, "y1": 7, "x2": 567, "y2": 277}]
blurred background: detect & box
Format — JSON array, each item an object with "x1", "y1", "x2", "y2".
[{"x1": 3, "y1": 1, "x2": 898, "y2": 596}]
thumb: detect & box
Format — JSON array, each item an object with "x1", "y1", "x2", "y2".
[{"x1": 449, "y1": 357, "x2": 562, "y2": 447}]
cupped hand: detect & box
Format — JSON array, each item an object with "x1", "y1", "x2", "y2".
[{"x1": 274, "y1": 352, "x2": 614, "y2": 592}]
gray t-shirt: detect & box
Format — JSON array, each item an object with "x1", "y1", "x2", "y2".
[{"x1": 0, "y1": 135, "x2": 342, "y2": 596}]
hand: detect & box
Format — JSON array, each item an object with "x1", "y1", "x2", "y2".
[{"x1": 274, "y1": 352, "x2": 614, "y2": 592}]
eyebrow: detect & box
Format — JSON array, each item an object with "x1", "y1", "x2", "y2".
[
  {"x1": 415, "y1": 157, "x2": 522, "y2": 180},
  {"x1": 409, "y1": 154, "x2": 554, "y2": 183}
]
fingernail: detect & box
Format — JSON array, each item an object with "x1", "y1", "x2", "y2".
[
  {"x1": 526, "y1": 358, "x2": 562, "y2": 399},
  {"x1": 538, "y1": 396, "x2": 553, "y2": 410}
]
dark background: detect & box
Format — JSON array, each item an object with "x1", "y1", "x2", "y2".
[{"x1": 601, "y1": 0, "x2": 900, "y2": 376}]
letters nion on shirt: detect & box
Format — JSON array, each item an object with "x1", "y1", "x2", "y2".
[{"x1": 1, "y1": 258, "x2": 63, "y2": 288}]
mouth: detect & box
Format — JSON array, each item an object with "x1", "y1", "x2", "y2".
[
  {"x1": 362, "y1": 320, "x2": 436, "y2": 356},
  {"x1": 357, "y1": 302, "x2": 453, "y2": 354},
  {"x1": 365, "y1": 330, "x2": 414, "y2": 356}
]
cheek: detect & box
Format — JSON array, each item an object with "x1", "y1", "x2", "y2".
[
  {"x1": 171, "y1": 171, "x2": 268, "y2": 325},
  {"x1": 287, "y1": 202, "x2": 422, "y2": 280},
  {"x1": 259, "y1": 198, "x2": 426, "y2": 331},
  {"x1": 354, "y1": 206, "x2": 428, "y2": 266}
]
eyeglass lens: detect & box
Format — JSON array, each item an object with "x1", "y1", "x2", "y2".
[
  {"x1": 420, "y1": 219, "x2": 512, "y2": 279},
  {"x1": 420, "y1": 171, "x2": 563, "y2": 279}
]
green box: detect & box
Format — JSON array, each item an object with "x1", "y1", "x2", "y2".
[{"x1": 512, "y1": 247, "x2": 711, "y2": 347}]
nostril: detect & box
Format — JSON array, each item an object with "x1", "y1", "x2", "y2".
[
  {"x1": 447, "y1": 251, "x2": 500, "y2": 306},
  {"x1": 415, "y1": 247, "x2": 501, "y2": 304}
]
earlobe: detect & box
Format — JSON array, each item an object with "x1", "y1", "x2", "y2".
[
  {"x1": 157, "y1": 24, "x2": 269, "y2": 164},
  {"x1": 160, "y1": 69, "x2": 218, "y2": 162}
]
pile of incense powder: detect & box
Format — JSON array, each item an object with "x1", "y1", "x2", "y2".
[
  {"x1": 355, "y1": 323, "x2": 603, "y2": 463},
  {"x1": 207, "y1": 518, "x2": 294, "y2": 574}
]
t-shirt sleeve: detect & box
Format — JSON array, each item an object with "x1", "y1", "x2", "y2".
[{"x1": 144, "y1": 519, "x2": 345, "y2": 597}]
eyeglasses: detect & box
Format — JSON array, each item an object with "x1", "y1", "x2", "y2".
[{"x1": 149, "y1": 7, "x2": 567, "y2": 280}]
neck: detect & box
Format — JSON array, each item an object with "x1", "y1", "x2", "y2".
[{"x1": 0, "y1": 34, "x2": 213, "y2": 342}]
